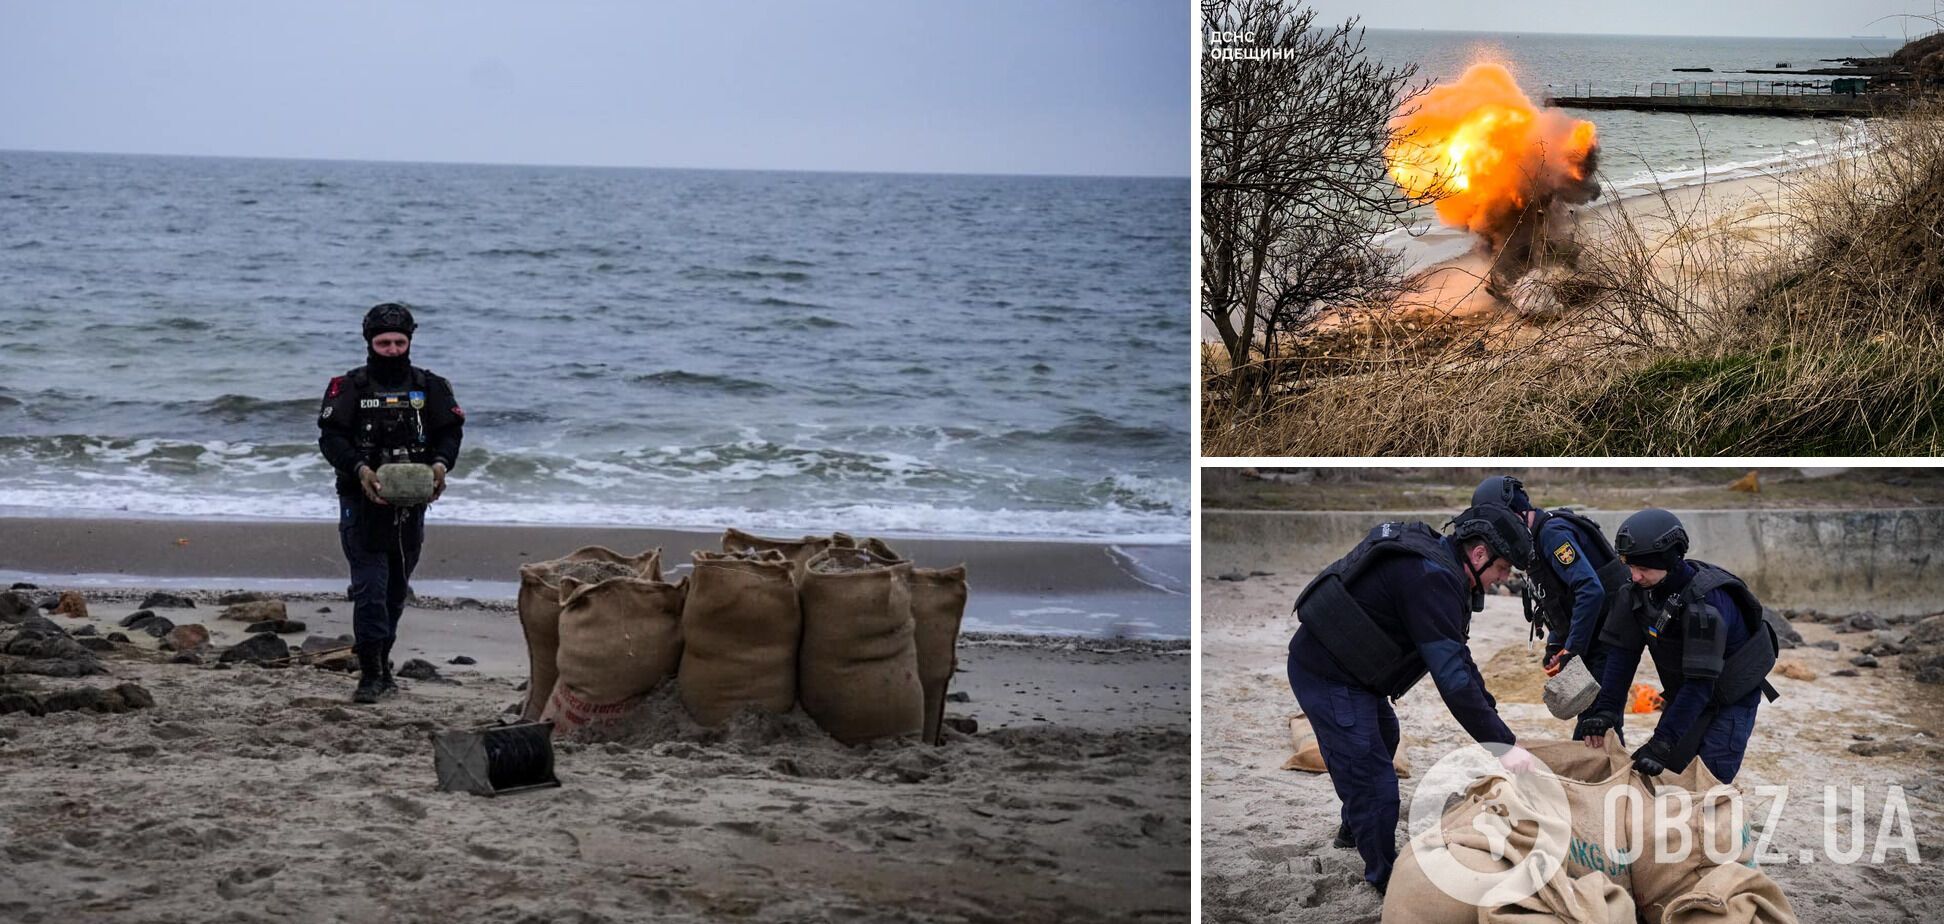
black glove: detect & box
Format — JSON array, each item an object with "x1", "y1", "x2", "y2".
[
  {"x1": 1572, "y1": 711, "x2": 1618, "y2": 742},
  {"x1": 1632, "y1": 738, "x2": 1674, "y2": 777}
]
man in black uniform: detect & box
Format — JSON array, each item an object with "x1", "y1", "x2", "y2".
[
  {"x1": 317, "y1": 303, "x2": 465, "y2": 704},
  {"x1": 1470, "y1": 475, "x2": 1625, "y2": 688},
  {"x1": 1574, "y1": 508, "x2": 1779, "y2": 782},
  {"x1": 1286, "y1": 504, "x2": 1538, "y2": 893}
]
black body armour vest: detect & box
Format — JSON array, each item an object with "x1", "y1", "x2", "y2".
[
  {"x1": 1607, "y1": 560, "x2": 1778, "y2": 703},
  {"x1": 1527, "y1": 508, "x2": 1625, "y2": 642},
  {"x1": 1293, "y1": 521, "x2": 1464, "y2": 699},
  {"x1": 348, "y1": 367, "x2": 434, "y2": 469}
]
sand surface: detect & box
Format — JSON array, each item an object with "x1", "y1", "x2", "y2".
[
  {"x1": 0, "y1": 592, "x2": 1189, "y2": 923},
  {"x1": 1199, "y1": 565, "x2": 1944, "y2": 923}
]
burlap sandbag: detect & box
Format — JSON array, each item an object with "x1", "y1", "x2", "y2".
[
  {"x1": 1383, "y1": 733, "x2": 1640, "y2": 923},
  {"x1": 1482, "y1": 869, "x2": 1635, "y2": 924},
  {"x1": 722, "y1": 528, "x2": 856, "y2": 579},
  {"x1": 1280, "y1": 713, "x2": 1410, "y2": 777},
  {"x1": 677, "y1": 550, "x2": 800, "y2": 725},
  {"x1": 1631, "y1": 758, "x2": 1768, "y2": 924},
  {"x1": 798, "y1": 548, "x2": 923, "y2": 744},
  {"x1": 857, "y1": 537, "x2": 967, "y2": 746},
  {"x1": 1660, "y1": 861, "x2": 1798, "y2": 924},
  {"x1": 552, "y1": 575, "x2": 684, "y2": 705},
  {"x1": 908, "y1": 564, "x2": 968, "y2": 745},
  {"x1": 515, "y1": 546, "x2": 661, "y2": 720}
]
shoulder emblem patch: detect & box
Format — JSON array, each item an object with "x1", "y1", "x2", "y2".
[
  {"x1": 1553, "y1": 542, "x2": 1576, "y2": 566},
  {"x1": 451, "y1": 406, "x2": 464, "y2": 418},
  {"x1": 325, "y1": 376, "x2": 344, "y2": 399}
]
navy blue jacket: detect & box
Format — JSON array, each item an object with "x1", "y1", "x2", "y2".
[
  {"x1": 1536, "y1": 516, "x2": 1606, "y2": 655},
  {"x1": 1590, "y1": 561, "x2": 1757, "y2": 744}
]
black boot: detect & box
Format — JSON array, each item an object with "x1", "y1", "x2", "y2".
[
  {"x1": 378, "y1": 639, "x2": 399, "y2": 698},
  {"x1": 352, "y1": 642, "x2": 382, "y2": 704},
  {"x1": 1333, "y1": 823, "x2": 1355, "y2": 849}
]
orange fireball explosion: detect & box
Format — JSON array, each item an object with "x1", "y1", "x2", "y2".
[{"x1": 1386, "y1": 63, "x2": 1601, "y2": 253}]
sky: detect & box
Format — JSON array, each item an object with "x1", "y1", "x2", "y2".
[
  {"x1": 0, "y1": 1, "x2": 1188, "y2": 177},
  {"x1": 1297, "y1": 0, "x2": 1944, "y2": 38}
]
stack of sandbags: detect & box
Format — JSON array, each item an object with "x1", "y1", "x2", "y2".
[
  {"x1": 722, "y1": 528, "x2": 855, "y2": 580},
  {"x1": 1280, "y1": 712, "x2": 1409, "y2": 777},
  {"x1": 515, "y1": 547, "x2": 660, "y2": 720},
  {"x1": 677, "y1": 549, "x2": 802, "y2": 726},
  {"x1": 1383, "y1": 736, "x2": 1798, "y2": 924},
  {"x1": 858, "y1": 537, "x2": 969, "y2": 745},
  {"x1": 542, "y1": 568, "x2": 686, "y2": 738}
]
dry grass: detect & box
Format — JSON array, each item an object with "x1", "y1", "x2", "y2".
[{"x1": 1205, "y1": 103, "x2": 1944, "y2": 457}]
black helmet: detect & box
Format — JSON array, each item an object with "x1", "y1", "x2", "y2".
[
  {"x1": 1450, "y1": 504, "x2": 1534, "y2": 570},
  {"x1": 1615, "y1": 508, "x2": 1688, "y2": 567},
  {"x1": 362, "y1": 302, "x2": 417, "y2": 341},
  {"x1": 1471, "y1": 475, "x2": 1533, "y2": 513}
]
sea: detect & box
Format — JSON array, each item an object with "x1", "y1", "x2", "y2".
[
  {"x1": 1359, "y1": 29, "x2": 1897, "y2": 268},
  {"x1": 0, "y1": 151, "x2": 1190, "y2": 544}
]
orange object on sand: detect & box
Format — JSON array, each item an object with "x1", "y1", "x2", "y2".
[{"x1": 1627, "y1": 683, "x2": 1664, "y2": 714}]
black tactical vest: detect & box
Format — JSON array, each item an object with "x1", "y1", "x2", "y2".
[
  {"x1": 347, "y1": 367, "x2": 433, "y2": 469},
  {"x1": 1607, "y1": 560, "x2": 1776, "y2": 703},
  {"x1": 1293, "y1": 521, "x2": 1464, "y2": 698}
]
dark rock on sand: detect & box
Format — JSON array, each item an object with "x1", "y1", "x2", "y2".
[
  {"x1": 1215, "y1": 572, "x2": 1248, "y2": 582},
  {"x1": 120, "y1": 609, "x2": 158, "y2": 628},
  {"x1": 1764, "y1": 610, "x2": 1803, "y2": 649},
  {"x1": 160, "y1": 625, "x2": 211, "y2": 652},
  {"x1": 448, "y1": 655, "x2": 477, "y2": 665},
  {"x1": 171, "y1": 652, "x2": 203, "y2": 665},
  {"x1": 1832, "y1": 668, "x2": 1860, "y2": 677},
  {"x1": 77, "y1": 637, "x2": 115, "y2": 652},
  {"x1": 245, "y1": 619, "x2": 307, "y2": 635},
  {"x1": 1851, "y1": 654, "x2": 1880, "y2": 668},
  {"x1": 106, "y1": 632, "x2": 129, "y2": 643},
  {"x1": 0, "y1": 591, "x2": 37, "y2": 623},
  {"x1": 9, "y1": 582, "x2": 37, "y2": 591},
  {"x1": 73, "y1": 625, "x2": 97, "y2": 637},
  {"x1": 946, "y1": 691, "x2": 972, "y2": 703},
  {"x1": 220, "y1": 600, "x2": 286, "y2": 623},
  {"x1": 139, "y1": 592, "x2": 196, "y2": 609},
  {"x1": 1850, "y1": 738, "x2": 1913, "y2": 757},
  {"x1": 1841, "y1": 612, "x2": 1888, "y2": 633},
  {"x1": 1812, "y1": 640, "x2": 1841, "y2": 651},
  {"x1": 397, "y1": 659, "x2": 440, "y2": 681},
  {"x1": 139, "y1": 616, "x2": 177, "y2": 638},
  {"x1": 219, "y1": 634, "x2": 290, "y2": 665},
  {"x1": 943, "y1": 716, "x2": 979, "y2": 735},
  {"x1": 0, "y1": 682, "x2": 154, "y2": 716},
  {"x1": 218, "y1": 590, "x2": 273, "y2": 605},
  {"x1": 301, "y1": 635, "x2": 348, "y2": 655}
]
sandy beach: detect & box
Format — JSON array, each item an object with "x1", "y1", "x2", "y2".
[
  {"x1": 0, "y1": 521, "x2": 1190, "y2": 922},
  {"x1": 1199, "y1": 557, "x2": 1944, "y2": 923}
]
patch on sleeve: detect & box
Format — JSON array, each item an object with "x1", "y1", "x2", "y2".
[
  {"x1": 1553, "y1": 541, "x2": 1577, "y2": 566},
  {"x1": 325, "y1": 375, "x2": 344, "y2": 399},
  {"x1": 450, "y1": 405, "x2": 464, "y2": 418}
]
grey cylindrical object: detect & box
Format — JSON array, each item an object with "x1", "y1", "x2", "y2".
[
  {"x1": 377, "y1": 463, "x2": 436, "y2": 506},
  {"x1": 1543, "y1": 655, "x2": 1601, "y2": 719}
]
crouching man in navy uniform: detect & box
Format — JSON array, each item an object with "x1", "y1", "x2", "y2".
[
  {"x1": 317, "y1": 303, "x2": 465, "y2": 704},
  {"x1": 1471, "y1": 475, "x2": 1626, "y2": 693},
  {"x1": 1286, "y1": 504, "x2": 1538, "y2": 894},
  {"x1": 1574, "y1": 508, "x2": 1779, "y2": 782}
]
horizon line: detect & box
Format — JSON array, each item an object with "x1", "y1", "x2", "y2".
[{"x1": 0, "y1": 145, "x2": 1188, "y2": 182}]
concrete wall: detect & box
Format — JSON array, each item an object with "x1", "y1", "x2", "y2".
[{"x1": 1203, "y1": 508, "x2": 1944, "y2": 616}]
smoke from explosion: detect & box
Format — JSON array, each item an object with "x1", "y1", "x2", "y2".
[{"x1": 1386, "y1": 63, "x2": 1601, "y2": 287}]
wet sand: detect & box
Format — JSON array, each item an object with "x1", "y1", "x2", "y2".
[
  {"x1": 1199, "y1": 565, "x2": 1944, "y2": 923},
  {"x1": 0, "y1": 516, "x2": 1189, "y2": 637},
  {"x1": 0, "y1": 590, "x2": 1189, "y2": 923}
]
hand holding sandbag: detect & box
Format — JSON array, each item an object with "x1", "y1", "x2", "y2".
[
  {"x1": 1575, "y1": 711, "x2": 1620, "y2": 748},
  {"x1": 1632, "y1": 737, "x2": 1675, "y2": 777}
]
